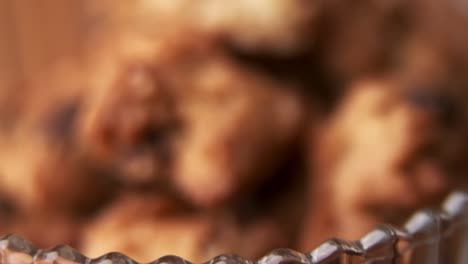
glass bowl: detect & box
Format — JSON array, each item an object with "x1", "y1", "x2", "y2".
[{"x1": 0, "y1": 191, "x2": 466, "y2": 264}]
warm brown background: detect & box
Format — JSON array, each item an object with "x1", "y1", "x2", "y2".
[{"x1": 0, "y1": 0, "x2": 85, "y2": 89}]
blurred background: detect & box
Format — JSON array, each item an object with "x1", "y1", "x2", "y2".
[{"x1": 0, "y1": 0, "x2": 467, "y2": 263}]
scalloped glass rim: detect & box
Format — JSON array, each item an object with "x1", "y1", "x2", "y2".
[{"x1": 0, "y1": 191, "x2": 466, "y2": 264}]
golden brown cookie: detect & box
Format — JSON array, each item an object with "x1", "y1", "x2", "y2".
[
  {"x1": 79, "y1": 34, "x2": 305, "y2": 207},
  {"x1": 301, "y1": 78, "x2": 467, "y2": 249},
  {"x1": 80, "y1": 193, "x2": 287, "y2": 263}
]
